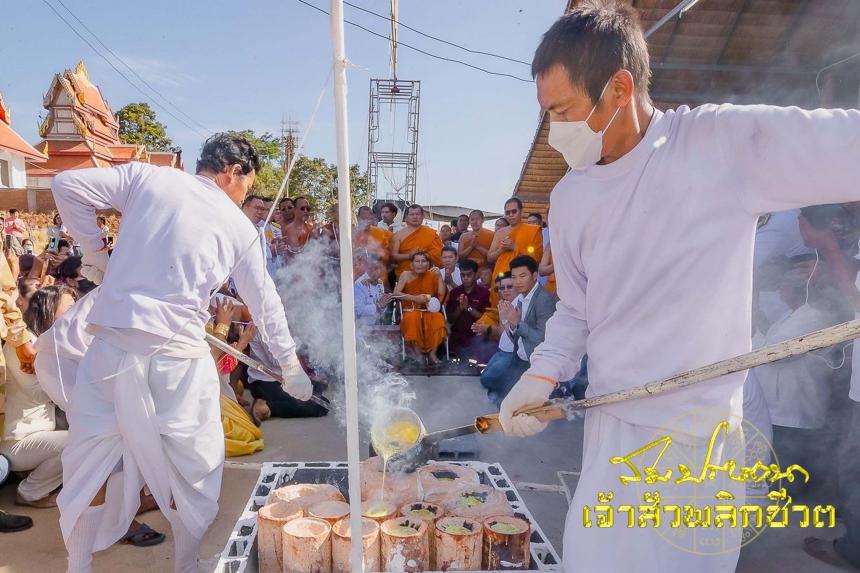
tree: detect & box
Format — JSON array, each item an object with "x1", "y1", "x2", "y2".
[
  {"x1": 228, "y1": 129, "x2": 369, "y2": 211},
  {"x1": 116, "y1": 102, "x2": 173, "y2": 150}
]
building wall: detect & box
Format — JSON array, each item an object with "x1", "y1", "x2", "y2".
[
  {"x1": 0, "y1": 188, "x2": 31, "y2": 211},
  {"x1": 0, "y1": 149, "x2": 27, "y2": 188}
]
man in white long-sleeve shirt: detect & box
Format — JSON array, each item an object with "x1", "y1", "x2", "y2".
[
  {"x1": 51, "y1": 133, "x2": 313, "y2": 573},
  {"x1": 499, "y1": 5, "x2": 860, "y2": 573}
]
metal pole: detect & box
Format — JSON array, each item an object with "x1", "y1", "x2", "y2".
[
  {"x1": 329, "y1": 2, "x2": 365, "y2": 571},
  {"x1": 644, "y1": 0, "x2": 703, "y2": 38}
]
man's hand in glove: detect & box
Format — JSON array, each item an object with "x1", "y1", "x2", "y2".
[
  {"x1": 281, "y1": 358, "x2": 313, "y2": 401},
  {"x1": 81, "y1": 249, "x2": 110, "y2": 284},
  {"x1": 499, "y1": 373, "x2": 556, "y2": 438}
]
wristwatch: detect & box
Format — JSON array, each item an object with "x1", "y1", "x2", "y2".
[{"x1": 467, "y1": 306, "x2": 474, "y2": 313}]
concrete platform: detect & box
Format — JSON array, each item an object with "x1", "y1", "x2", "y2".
[{"x1": 0, "y1": 375, "x2": 849, "y2": 571}]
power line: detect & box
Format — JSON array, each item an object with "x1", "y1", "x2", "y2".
[
  {"x1": 342, "y1": 0, "x2": 531, "y2": 67},
  {"x1": 294, "y1": 0, "x2": 534, "y2": 83},
  {"x1": 39, "y1": 0, "x2": 210, "y2": 138},
  {"x1": 52, "y1": 0, "x2": 212, "y2": 135}
]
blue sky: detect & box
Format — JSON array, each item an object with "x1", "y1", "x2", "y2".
[{"x1": 1, "y1": 0, "x2": 564, "y2": 211}]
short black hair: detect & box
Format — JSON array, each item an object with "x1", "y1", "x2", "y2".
[
  {"x1": 441, "y1": 245, "x2": 458, "y2": 256},
  {"x1": 470, "y1": 209, "x2": 484, "y2": 219},
  {"x1": 279, "y1": 197, "x2": 294, "y2": 209},
  {"x1": 381, "y1": 202, "x2": 398, "y2": 215},
  {"x1": 407, "y1": 204, "x2": 424, "y2": 215},
  {"x1": 528, "y1": 213, "x2": 543, "y2": 223},
  {"x1": 357, "y1": 205, "x2": 373, "y2": 216},
  {"x1": 532, "y1": 1, "x2": 652, "y2": 105},
  {"x1": 196, "y1": 133, "x2": 261, "y2": 175},
  {"x1": 504, "y1": 197, "x2": 523, "y2": 210},
  {"x1": 460, "y1": 259, "x2": 479, "y2": 273},
  {"x1": 458, "y1": 214, "x2": 469, "y2": 221},
  {"x1": 57, "y1": 239, "x2": 71, "y2": 250},
  {"x1": 410, "y1": 250, "x2": 429, "y2": 262},
  {"x1": 57, "y1": 256, "x2": 83, "y2": 280},
  {"x1": 8, "y1": 209, "x2": 18, "y2": 215},
  {"x1": 242, "y1": 194, "x2": 266, "y2": 207},
  {"x1": 510, "y1": 255, "x2": 539, "y2": 274}
]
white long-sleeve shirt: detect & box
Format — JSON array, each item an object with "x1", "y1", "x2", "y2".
[
  {"x1": 353, "y1": 273, "x2": 384, "y2": 325},
  {"x1": 51, "y1": 163, "x2": 298, "y2": 368},
  {"x1": 529, "y1": 104, "x2": 860, "y2": 435}
]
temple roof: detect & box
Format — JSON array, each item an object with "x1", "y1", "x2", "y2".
[{"x1": 0, "y1": 94, "x2": 48, "y2": 162}]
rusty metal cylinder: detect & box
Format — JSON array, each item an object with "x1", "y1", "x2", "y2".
[
  {"x1": 331, "y1": 517, "x2": 381, "y2": 573},
  {"x1": 380, "y1": 517, "x2": 429, "y2": 572},
  {"x1": 482, "y1": 515, "x2": 531, "y2": 570},
  {"x1": 362, "y1": 500, "x2": 399, "y2": 524},
  {"x1": 400, "y1": 501, "x2": 443, "y2": 569},
  {"x1": 281, "y1": 517, "x2": 332, "y2": 573},
  {"x1": 256, "y1": 501, "x2": 304, "y2": 573},
  {"x1": 434, "y1": 517, "x2": 483, "y2": 571},
  {"x1": 308, "y1": 500, "x2": 351, "y2": 525}
]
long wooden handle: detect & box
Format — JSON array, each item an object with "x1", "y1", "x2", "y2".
[{"x1": 475, "y1": 317, "x2": 860, "y2": 434}]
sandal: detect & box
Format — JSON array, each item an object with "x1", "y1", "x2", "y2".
[
  {"x1": 803, "y1": 537, "x2": 860, "y2": 571},
  {"x1": 120, "y1": 522, "x2": 166, "y2": 547}
]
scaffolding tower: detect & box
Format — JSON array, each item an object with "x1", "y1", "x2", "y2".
[{"x1": 367, "y1": 79, "x2": 420, "y2": 206}]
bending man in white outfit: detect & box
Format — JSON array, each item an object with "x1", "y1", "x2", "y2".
[
  {"x1": 499, "y1": 4, "x2": 860, "y2": 573},
  {"x1": 51, "y1": 133, "x2": 313, "y2": 573}
]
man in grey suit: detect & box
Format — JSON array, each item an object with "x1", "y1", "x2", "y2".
[{"x1": 480, "y1": 255, "x2": 557, "y2": 405}]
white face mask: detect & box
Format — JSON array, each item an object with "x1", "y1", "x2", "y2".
[{"x1": 547, "y1": 80, "x2": 621, "y2": 170}]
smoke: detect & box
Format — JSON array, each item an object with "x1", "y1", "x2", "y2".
[{"x1": 273, "y1": 236, "x2": 414, "y2": 430}]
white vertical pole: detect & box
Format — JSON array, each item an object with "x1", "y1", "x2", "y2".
[{"x1": 329, "y1": 2, "x2": 365, "y2": 572}]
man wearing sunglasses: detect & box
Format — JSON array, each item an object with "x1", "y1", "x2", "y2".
[
  {"x1": 487, "y1": 197, "x2": 543, "y2": 304},
  {"x1": 282, "y1": 196, "x2": 318, "y2": 255}
]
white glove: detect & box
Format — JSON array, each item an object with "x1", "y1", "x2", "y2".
[
  {"x1": 281, "y1": 358, "x2": 313, "y2": 402},
  {"x1": 499, "y1": 373, "x2": 555, "y2": 438},
  {"x1": 80, "y1": 249, "x2": 110, "y2": 284}
]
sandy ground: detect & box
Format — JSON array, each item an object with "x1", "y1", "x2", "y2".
[{"x1": 0, "y1": 375, "x2": 849, "y2": 572}]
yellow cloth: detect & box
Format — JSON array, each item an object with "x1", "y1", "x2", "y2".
[
  {"x1": 476, "y1": 307, "x2": 500, "y2": 329},
  {"x1": 399, "y1": 272, "x2": 447, "y2": 353},
  {"x1": 491, "y1": 223, "x2": 543, "y2": 305},
  {"x1": 221, "y1": 394, "x2": 264, "y2": 457},
  {"x1": 461, "y1": 228, "x2": 495, "y2": 265},
  {"x1": 394, "y1": 226, "x2": 443, "y2": 277},
  {"x1": 354, "y1": 226, "x2": 392, "y2": 265},
  {"x1": 0, "y1": 255, "x2": 28, "y2": 437}
]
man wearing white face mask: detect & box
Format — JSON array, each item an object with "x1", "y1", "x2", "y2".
[{"x1": 499, "y1": 4, "x2": 860, "y2": 573}]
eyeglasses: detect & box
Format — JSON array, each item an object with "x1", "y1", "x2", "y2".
[
  {"x1": 504, "y1": 209, "x2": 519, "y2": 216},
  {"x1": 496, "y1": 284, "x2": 515, "y2": 291},
  {"x1": 299, "y1": 206, "x2": 310, "y2": 211}
]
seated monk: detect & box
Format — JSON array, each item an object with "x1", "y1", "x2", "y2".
[
  {"x1": 470, "y1": 272, "x2": 516, "y2": 363},
  {"x1": 487, "y1": 197, "x2": 543, "y2": 304},
  {"x1": 458, "y1": 209, "x2": 495, "y2": 265},
  {"x1": 354, "y1": 205, "x2": 392, "y2": 277},
  {"x1": 394, "y1": 251, "x2": 447, "y2": 366},
  {"x1": 390, "y1": 204, "x2": 442, "y2": 278}
]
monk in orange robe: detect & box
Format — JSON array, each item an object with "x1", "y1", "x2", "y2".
[
  {"x1": 390, "y1": 204, "x2": 443, "y2": 278},
  {"x1": 458, "y1": 209, "x2": 495, "y2": 265},
  {"x1": 395, "y1": 251, "x2": 447, "y2": 365},
  {"x1": 487, "y1": 198, "x2": 543, "y2": 303},
  {"x1": 540, "y1": 243, "x2": 557, "y2": 295},
  {"x1": 354, "y1": 206, "x2": 392, "y2": 265}
]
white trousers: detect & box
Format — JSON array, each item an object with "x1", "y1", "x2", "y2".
[
  {"x1": 58, "y1": 336, "x2": 224, "y2": 551},
  {"x1": 0, "y1": 430, "x2": 67, "y2": 501},
  {"x1": 564, "y1": 410, "x2": 743, "y2": 573}
]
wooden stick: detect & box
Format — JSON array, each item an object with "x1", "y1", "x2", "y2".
[{"x1": 476, "y1": 317, "x2": 860, "y2": 434}]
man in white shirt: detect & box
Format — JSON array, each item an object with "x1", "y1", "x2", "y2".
[
  {"x1": 480, "y1": 255, "x2": 556, "y2": 406},
  {"x1": 354, "y1": 257, "x2": 393, "y2": 326},
  {"x1": 439, "y1": 245, "x2": 462, "y2": 289},
  {"x1": 51, "y1": 133, "x2": 312, "y2": 573},
  {"x1": 499, "y1": 5, "x2": 860, "y2": 572},
  {"x1": 377, "y1": 201, "x2": 404, "y2": 233}
]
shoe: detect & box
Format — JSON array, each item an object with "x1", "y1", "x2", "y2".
[
  {"x1": 0, "y1": 510, "x2": 33, "y2": 533},
  {"x1": 0, "y1": 454, "x2": 9, "y2": 486},
  {"x1": 15, "y1": 491, "x2": 58, "y2": 509}
]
